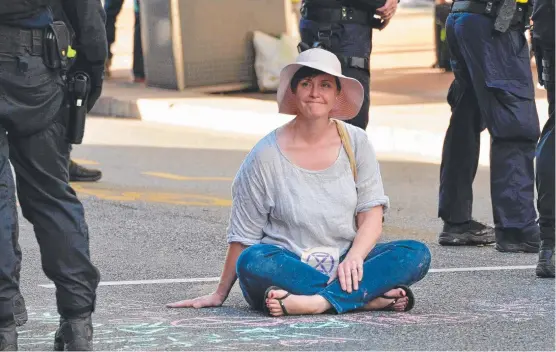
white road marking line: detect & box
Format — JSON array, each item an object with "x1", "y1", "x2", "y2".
[
  {"x1": 429, "y1": 265, "x2": 536, "y2": 273},
  {"x1": 39, "y1": 277, "x2": 220, "y2": 288},
  {"x1": 37, "y1": 265, "x2": 537, "y2": 288}
]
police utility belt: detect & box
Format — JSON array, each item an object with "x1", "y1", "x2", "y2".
[
  {"x1": 300, "y1": 5, "x2": 379, "y2": 70},
  {"x1": 0, "y1": 21, "x2": 76, "y2": 70},
  {"x1": 450, "y1": 0, "x2": 529, "y2": 32},
  {"x1": 301, "y1": 5, "x2": 384, "y2": 28},
  {"x1": 0, "y1": 22, "x2": 91, "y2": 145}
]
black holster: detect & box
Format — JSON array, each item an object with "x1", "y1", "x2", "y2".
[{"x1": 66, "y1": 72, "x2": 90, "y2": 144}]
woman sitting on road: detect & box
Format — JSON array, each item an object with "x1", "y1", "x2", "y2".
[{"x1": 167, "y1": 48, "x2": 431, "y2": 316}]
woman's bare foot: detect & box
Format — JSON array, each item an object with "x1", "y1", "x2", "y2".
[
  {"x1": 362, "y1": 287, "x2": 409, "y2": 312},
  {"x1": 266, "y1": 289, "x2": 331, "y2": 317}
]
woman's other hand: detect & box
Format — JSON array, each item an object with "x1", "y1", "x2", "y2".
[
  {"x1": 337, "y1": 254, "x2": 364, "y2": 293},
  {"x1": 166, "y1": 292, "x2": 225, "y2": 309}
]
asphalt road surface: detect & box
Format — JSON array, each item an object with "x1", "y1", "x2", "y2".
[{"x1": 11, "y1": 118, "x2": 554, "y2": 351}]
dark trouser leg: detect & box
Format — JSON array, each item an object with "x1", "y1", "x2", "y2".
[
  {"x1": 9, "y1": 120, "x2": 100, "y2": 318},
  {"x1": 538, "y1": 87, "x2": 555, "y2": 246},
  {"x1": 536, "y1": 86, "x2": 555, "y2": 277},
  {"x1": 0, "y1": 128, "x2": 19, "y2": 323},
  {"x1": 536, "y1": 120, "x2": 554, "y2": 245},
  {"x1": 436, "y1": 14, "x2": 495, "y2": 245},
  {"x1": 236, "y1": 241, "x2": 431, "y2": 314},
  {"x1": 446, "y1": 15, "x2": 540, "y2": 251},
  {"x1": 104, "y1": 0, "x2": 125, "y2": 60},
  {"x1": 342, "y1": 66, "x2": 370, "y2": 130},
  {"x1": 438, "y1": 14, "x2": 483, "y2": 224},
  {"x1": 132, "y1": 0, "x2": 145, "y2": 79},
  {"x1": 438, "y1": 80, "x2": 482, "y2": 224}
]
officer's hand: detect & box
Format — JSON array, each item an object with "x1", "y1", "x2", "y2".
[
  {"x1": 377, "y1": 19, "x2": 391, "y2": 30},
  {"x1": 376, "y1": 0, "x2": 398, "y2": 21}
]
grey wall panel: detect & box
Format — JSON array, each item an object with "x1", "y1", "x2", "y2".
[{"x1": 140, "y1": 0, "x2": 179, "y2": 90}]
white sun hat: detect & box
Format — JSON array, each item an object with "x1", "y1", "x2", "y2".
[{"x1": 277, "y1": 48, "x2": 365, "y2": 120}]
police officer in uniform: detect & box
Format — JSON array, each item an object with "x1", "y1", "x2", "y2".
[
  {"x1": 532, "y1": 0, "x2": 555, "y2": 277},
  {"x1": 0, "y1": 0, "x2": 106, "y2": 350},
  {"x1": 436, "y1": 0, "x2": 542, "y2": 252},
  {"x1": 298, "y1": 0, "x2": 399, "y2": 130}
]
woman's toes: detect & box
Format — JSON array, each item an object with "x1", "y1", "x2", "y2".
[
  {"x1": 268, "y1": 289, "x2": 288, "y2": 300},
  {"x1": 362, "y1": 287, "x2": 411, "y2": 312},
  {"x1": 268, "y1": 302, "x2": 283, "y2": 316},
  {"x1": 393, "y1": 297, "x2": 409, "y2": 311}
]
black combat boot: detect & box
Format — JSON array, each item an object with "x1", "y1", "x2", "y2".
[
  {"x1": 0, "y1": 319, "x2": 17, "y2": 351},
  {"x1": 495, "y1": 229, "x2": 541, "y2": 253},
  {"x1": 438, "y1": 220, "x2": 495, "y2": 245},
  {"x1": 536, "y1": 240, "x2": 555, "y2": 278},
  {"x1": 69, "y1": 160, "x2": 102, "y2": 182},
  {"x1": 12, "y1": 292, "x2": 27, "y2": 327},
  {"x1": 53, "y1": 313, "x2": 93, "y2": 351}
]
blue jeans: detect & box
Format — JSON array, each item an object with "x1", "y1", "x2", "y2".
[{"x1": 236, "y1": 240, "x2": 431, "y2": 314}]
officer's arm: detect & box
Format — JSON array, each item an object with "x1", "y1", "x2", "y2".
[
  {"x1": 62, "y1": 0, "x2": 108, "y2": 65},
  {"x1": 531, "y1": 0, "x2": 555, "y2": 47}
]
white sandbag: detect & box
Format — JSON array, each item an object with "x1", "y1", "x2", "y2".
[{"x1": 253, "y1": 31, "x2": 298, "y2": 92}]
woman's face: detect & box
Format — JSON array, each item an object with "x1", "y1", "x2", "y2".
[{"x1": 294, "y1": 73, "x2": 339, "y2": 120}]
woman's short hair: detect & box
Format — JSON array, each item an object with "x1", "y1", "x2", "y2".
[{"x1": 290, "y1": 66, "x2": 342, "y2": 93}]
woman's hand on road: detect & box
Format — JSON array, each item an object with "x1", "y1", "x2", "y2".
[
  {"x1": 338, "y1": 255, "x2": 364, "y2": 293},
  {"x1": 166, "y1": 292, "x2": 225, "y2": 309}
]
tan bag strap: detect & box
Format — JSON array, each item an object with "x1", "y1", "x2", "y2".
[{"x1": 333, "y1": 119, "x2": 357, "y2": 182}]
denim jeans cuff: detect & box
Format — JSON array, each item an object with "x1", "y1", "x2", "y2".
[{"x1": 317, "y1": 291, "x2": 343, "y2": 314}]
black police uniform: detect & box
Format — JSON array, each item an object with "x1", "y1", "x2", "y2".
[
  {"x1": 299, "y1": 0, "x2": 389, "y2": 130},
  {"x1": 437, "y1": 0, "x2": 541, "y2": 252},
  {"x1": 0, "y1": 0, "x2": 106, "y2": 350},
  {"x1": 532, "y1": 0, "x2": 555, "y2": 277}
]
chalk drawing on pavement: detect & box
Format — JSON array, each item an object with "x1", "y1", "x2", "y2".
[{"x1": 18, "y1": 298, "x2": 552, "y2": 350}]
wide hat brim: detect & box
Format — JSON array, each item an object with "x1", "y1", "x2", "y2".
[{"x1": 277, "y1": 58, "x2": 365, "y2": 120}]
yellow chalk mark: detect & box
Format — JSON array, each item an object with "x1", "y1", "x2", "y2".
[
  {"x1": 72, "y1": 159, "x2": 100, "y2": 165},
  {"x1": 71, "y1": 184, "x2": 231, "y2": 207},
  {"x1": 143, "y1": 172, "x2": 233, "y2": 182}
]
